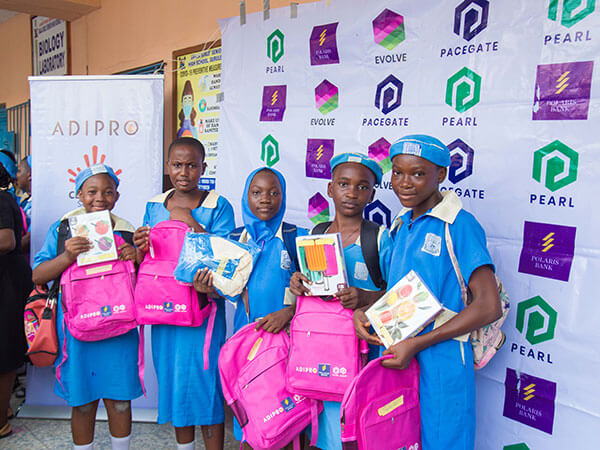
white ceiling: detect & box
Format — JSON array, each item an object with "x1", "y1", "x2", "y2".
[{"x1": 0, "y1": 9, "x2": 17, "y2": 23}]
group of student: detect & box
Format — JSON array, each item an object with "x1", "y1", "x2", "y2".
[{"x1": 11, "y1": 134, "x2": 502, "y2": 450}]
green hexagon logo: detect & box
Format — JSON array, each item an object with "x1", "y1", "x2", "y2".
[
  {"x1": 532, "y1": 140, "x2": 578, "y2": 192},
  {"x1": 261, "y1": 134, "x2": 280, "y2": 167},
  {"x1": 445, "y1": 67, "x2": 482, "y2": 113},
  {"x1": 516, "y1": 296, "x2": 558, "y2": 345},
  {"x1": 267, "y1": 29, "x2": 284, "y2": 63},
  {"x1": 548, "y1": 0, "x2": 596, "y2": 28}
]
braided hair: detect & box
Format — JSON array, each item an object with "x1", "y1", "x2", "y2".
[{"x1": 0, "y1": 163, "x2": 11, "y2": 189}]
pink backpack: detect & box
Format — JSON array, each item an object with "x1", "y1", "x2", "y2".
[
  {"x1": 340, "y1": 356, "x2": 421, "y2": 450},
  {"x1": 286, "y1": 295, "x2": 368, "y2": 402},
  {"x1": 219, "y1": 323, "x2": 322, "y2": 450},
  {"x1": 59, "y1": 233, "x2": 137, "y2": 342}
]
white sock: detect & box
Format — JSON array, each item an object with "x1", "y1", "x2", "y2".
[
  {"x1": 176, "y1": 440, "x2": 195, "y2": 450},
  {"x1": 73, "y1": 443, "x2": 93, "y2": 450},
  {"x1": 111, "y1": 434, "x2": 131, "y2": 450}
]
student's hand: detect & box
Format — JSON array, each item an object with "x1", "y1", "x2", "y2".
[
  {"x1": 289, "y1": 271, "x2": 312, "y2": 296},
  {"x1": 170, "y1": 207, "x2": 206, "y2": 232},
  {"x1": 193, "y1": 268, "x2": 218, "y2": 296},
  {"x1": 336, "y1": 286, "x2": 362, "y2": 310},
  {"x1": 353, "y1": 308, "x2": 383, "y2": 346},
  {"x1": 255, "y1": 306, "x2": 294, "y2": 333},
  {"x1": 133, "y1": 226, "x2": 150, "y2": 251},
  {"x1": 64, "y1": 236, "x2": 93, "y2": 261},
  {"x1": 382, "y1": 338, "x2": 419, "y2": 370},
  {"x1": 118, "y1": 243, "x2": 136, "y2": 262}
]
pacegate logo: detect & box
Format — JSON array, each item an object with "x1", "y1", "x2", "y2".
[
  {"x1": 261, "y1": 135, "x2": 280, "y2": 167},
  {"x1": 454, "y1": 0, "x2": 489, "y2": 41},
  {"x1": 310, "y1": 23, "x2": 340, "y2": 66},
  {"x1": 446, "y1": 67, "x2": 482, "y2": 113},
  {"x1": 518, "y1": 220, "x2": 576, "y2": 282},
  {"x1": 260, "y1": 85, "x2": 287, "y2": 122},
  {"x1": 267, "y1": 29, "x2": 284, "y2": 63},
  {"x1": 373, "y1": 9, "x2": 405, "y2": 50},
  {"x1": 516, "y1": 296, "x2": 558, "y2": 345},
  {"x1": 503, "y1": 368, "x2": 557, "y2": 434},
  {"x1": 368, "y1": 138, "x2": 392, "y2": 174},
  {"x1": 306, "y1": 138, "x2": 334, "y2": 179},
  {"x1": 315, "y1": 80, "x2": 339, "y2": 115},
  {"x1": 533, "y1": 61, "x2": 593, "y2": 120},
  {"x1": 548, "y1": 0, "x2": 596, "y2": 28},
  {"x1": 364, "y1": 200, "x2": 392, "y2": 228},
  {"x1": 308, "y1": 192, "x2": 330, "y2": 225},
  {"x1": 375, "y1": 75, "x2": 403, "y2": 114},
  {"x1": 532, "y1": 140, "x2": 578, "y2": 192},
  {"x1": 448, "y1": 138, "x2": 474, "y2": 183}
]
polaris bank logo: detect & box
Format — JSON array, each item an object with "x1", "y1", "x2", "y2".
[
  {"x1": 532, "y1": 140, "x2": 578, "y2": 192},
  {"x1": 267, "y1": 29, "x2": 284, "y2": 63},
  {"x1": 372, "y1": 9, "x2": 405, "y2": 50},
  {"x1": 548, "y1": 0, "x2": 596, "y2": 28},
  {"x1": 516, "y1": 296, "x2": 558, "y2": 345},
  {"x1": 446, "y1": 67, "x2": 482, "y2": 113},
  {"x1": 261, "y1": 135, "x2": 280, "y2": 167},
  {"x1": 310, "y1": 23, "x2": 340, "y2": 66},
  {"x1": 448, "y1": 139, "x2": 474, "y2": 183},
  {"x1": 260, "y1": 85, "x2": 287, "y2": 122},
  {"x1": 454, "y1": 0, "x2": 489, "y2": 41},
  {"x1": 375, "y1": 75, "x2": 403, "y2": 114},
  {"x1": 364, "y1": 200, "x2": 392, "y2": 228}
]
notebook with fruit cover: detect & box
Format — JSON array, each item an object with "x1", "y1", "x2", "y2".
[
  {"x1": 296, "y1": 233, "x2": 348, "y2": 296},
  {"x1": 69, "y1": 210, "x2": 118, "y2": 266},
  {"x1": 366, "y1": 270, "x2": 443, "y2": 348}
]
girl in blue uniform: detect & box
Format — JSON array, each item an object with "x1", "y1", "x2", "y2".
[
  {"x1": 355, "y1": 134, "x2": 502, "y2": 449},
  {"x1": 290, "y1": 153, "x2": 392, "y2": 450},
  {"x1": 133, "y1": 137, "x2": 234, "y2": 450},
  {"x1": 226, "y1": 167, "x2": 308, "y2": 445},
  {"x1": 33, "y1": 164, "x2": 142, "y2": 450}
]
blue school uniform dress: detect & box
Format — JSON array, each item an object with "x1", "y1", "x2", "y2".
[
  {"x1": 231, "y1": 167, "x2": 308, "y2": 441},
  {"x1": 142, "y1": 189, "x2": 235, "y2": 427},
  {"x1": 314, "y1": 224, "x2": 393, "y2": 450},
  {"x1": 388, "y1": 192, "x2": 494, "y2": 450},
  {"x1": 33, "y1": 209, "x2": 143, "y2": 407}
]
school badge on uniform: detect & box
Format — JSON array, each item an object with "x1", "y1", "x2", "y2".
[
  {"x1": 280, "y1": 250, "x2": 292, "y2": 270},
  {"x1": 354, "y1": 261, "x2": 369, "y2": 281},
  {"x1": 421, "y1": 233, "x2": 442, "y2": 256}
]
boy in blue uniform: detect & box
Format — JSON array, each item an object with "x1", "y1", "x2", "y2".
[
  {"x1": 354, "y1": 135, "x2": 502, "y2": 449},
  {"x1": 291, "y1": 152, "x2": 392, "y2": 450}
]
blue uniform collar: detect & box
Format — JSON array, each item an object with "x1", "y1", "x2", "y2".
[{"x1": 391, "y1": 191, "x2": 463, "y2": 231}]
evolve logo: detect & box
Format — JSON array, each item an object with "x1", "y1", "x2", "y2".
[
  {"x1": 267, "y1": 29, "x2": 284, "y2": 63},
  {"x1": 260, "y1": 85, "x2": 287, "y2": 122},
  {"x1": 261, "y1": 135, "x2": 280, "y2": 167},
  {"x1": 375, "y1": 75, "x2": 403, "y2": 114},
  {"x1": 315, "y1": 80, "x2": 338, "y2": 115},
  {"x1": 518, "y1": 221, "x2": 576, "y2": 282},
  {"x1": 446, "y1": 67, "x2": 482, "y2": 113},
  {"x1": 364, "y1": 200, "x2": 392, "y2": 228},
  {"x1": 308, "y1": 192, "x2": 330, "y2": 225},
  {"x1": 516, "y1": 296, "x2": 557, "y2": 345},
  {"x1": 503, "y1": 368, "x2": 557, "y2": 434},
  {"x1": 306, "y1": 138, "x2": 334, "y2": 179},
  {"x1": 368, "y1": 137, "x2": 392, "y2": 174},
  {"x1": 67, "y1": 146, "x2": 122, "y2": 199},
  {"x1": 504, "y1": 445, "x2": 530, "y2": 450},
  {"x1": 310, "y1": 23, "x2": 340, "y2": 66},
  {"x1": 532, "y1": 140, "x2": 578, "y2": 192},
  {"x1": 373, "y1": 9, "x2": 405, "y2": 50},
  {"x1": 548, "y1": 0, "x2": 595, "y2": 28},
  {"x1": 448, "y1": 138, "x2": 474, "y2": 183},
  {"x1": 454, "y1": 0, "x2": 489, "y2": 41},
  {"x1": 532, "y1": 61, "x2": 593, "y2": 120}
]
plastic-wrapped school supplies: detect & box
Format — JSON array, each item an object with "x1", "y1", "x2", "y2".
[{"x1": 174, "y1": 232, "x2": 260, "y2": 298}]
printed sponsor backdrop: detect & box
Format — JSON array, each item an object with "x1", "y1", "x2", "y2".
[
  {"x1": 218, "y1": 1, "x2": 600, "y2": 448},
  {"x1": 25, "y1": 75, "x2": 164, "y2": 419}
]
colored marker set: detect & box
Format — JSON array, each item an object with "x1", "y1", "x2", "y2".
[{"x1": 296, "y1": 233, "x2": 348, "y2": 296}]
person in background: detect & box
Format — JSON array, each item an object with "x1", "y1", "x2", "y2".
[{"x1": 15, "y1": 156, "x2": 32, "y2": 253}]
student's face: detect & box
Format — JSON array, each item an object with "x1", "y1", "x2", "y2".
[
  {"x1": 16, "y1": 162, "x2": 31, "y2": 192},
  {"x1": 78, "y1": 174, "x2": 119, "y2": 213},
  {"x1": 327, "y1": 163, "x2": 375, "y2": 218},
  {"x1": 390, "y1": 154, "x2": 446, "y2": 218},
  {"x1": 247, "y1": 170, "x2": 283, "y2": 221},
  {"x1": 168, "y1": 144, "x2": 206, "y2": 193}
]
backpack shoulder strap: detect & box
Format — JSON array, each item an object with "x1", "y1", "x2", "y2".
[
  {"x1": 311, "y1": 221, "x2": 332, "y2": 235},
  {"x1": 444, "y1": 222, "x2": 468, "y2": 306},
  {"x1": 119, "y1": 231, "x2": 134, "y2": 246},
  {"x1": 281, "y1": 222, "x2": 299, "y2": 272},
  {"x1": 56, "y1": 218, "x2": 71, "y2": 256},
  {"x1": 360, "y1": 220, "x2": 386, "y2": 290},
  {"x1": 230, "y1": 226, "x2": 245, "y2": 242}
]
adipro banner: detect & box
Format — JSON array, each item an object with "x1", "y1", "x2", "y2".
[
  {"x1": 218, "y1": 1, "x2": 600, "y2": 448},
  {"x1": 26, "y1": 75, "x2": 164, "y2": 420}
]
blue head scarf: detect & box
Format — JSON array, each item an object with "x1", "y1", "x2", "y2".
[
  {"x1": 242, "y1": 167, "x2": 286, "y2": 246},
  {"x1": 75, "y1": 163, "x2": 120, "y2": 193},
  {"x1": 0, "y1": 152, "x2": 17, "y2": 179}
]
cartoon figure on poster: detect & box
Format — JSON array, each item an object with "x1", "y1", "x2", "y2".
[{"x1": 177, "y1": 80, "x2": 198, "y2": 139}]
